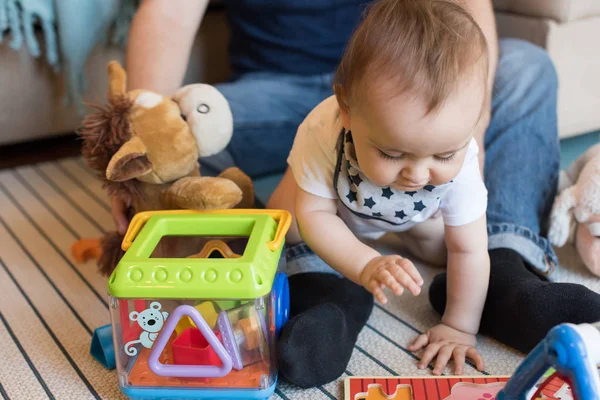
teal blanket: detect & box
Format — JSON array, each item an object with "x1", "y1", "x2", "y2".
[{"x1": 0, "y1": 0, "x2": 138, "y2": 111}]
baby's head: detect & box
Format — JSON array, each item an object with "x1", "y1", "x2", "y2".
[{"x1": 334, "y1": 0, "x2": 489, "y2": 190}]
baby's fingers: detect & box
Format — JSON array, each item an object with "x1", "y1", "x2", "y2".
[
  {"x1": 418, "y1": 342, "x2": 442, "y2": 370},
  {"x1": 433, "y1": 345, "x2": 454, "y2": 375},
  {"x1": 392, "y1": 261, "x2": 421, "y2": 295},
  {"x1": 367, "y1": 280, "x2": 389, "y2": 304},
  {"x1": 408, "y1": 333, "x2": 429, "y2": 352},
  {"x1": 397, "y1": 258, "x2": 424, "y2": 287},
  {"x1": 377, "y1": 269, "x2": 404, "y2": 296},
  {"x1": 466, "y1": 347, "x2": 485, "y2": 371},
  {"x1": 453, "y1": 347, "x2": 467, "y2": 375}
]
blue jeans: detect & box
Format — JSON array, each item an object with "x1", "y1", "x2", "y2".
[{"x1": 210, "y1": 38, "x2": 560, "y2": 277}]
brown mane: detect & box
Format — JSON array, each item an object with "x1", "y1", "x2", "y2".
[{"x1": 77, "y1": 95, "x2": 143, "y2": 202}]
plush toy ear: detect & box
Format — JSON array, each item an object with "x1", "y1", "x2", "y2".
[
  {"x1": 106, "y1": 136, "x2": 153, "y2": 182},
  {"x1": 548, "y1": 186, "x2": 577, "y2": 247},
  {"x1": 129, "y1": 311, "x2": 140, "y2": 321},
  {"x1": 107, "y1": 61, "x2": 127, "y2": 101},
  {"x1": 173, "y1": 84, "x2": 233, "y2": 158},
  {"x1": 574, "y1": 207, "x2": 591, "y2": 224}
]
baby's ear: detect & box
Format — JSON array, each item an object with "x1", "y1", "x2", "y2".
[
  {"x1": 333, "y1": 84, "x2": 351, "y2": 130},
  {"x1": 106, "y1": 136, "x2": 152, "y2": 182}
]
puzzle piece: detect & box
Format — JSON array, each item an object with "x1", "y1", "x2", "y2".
[
  {"x1": 354, "y1": 384, "x2": 412, "y2": 400},
  {"x1": 443, "y1": 382, "x2": 505, "y2": 400}
]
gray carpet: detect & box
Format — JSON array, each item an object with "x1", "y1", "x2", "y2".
[{"x1": 0, "y1": 158, "x2": 598, "y2": 400}]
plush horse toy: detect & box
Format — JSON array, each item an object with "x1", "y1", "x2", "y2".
[
  {"x1": 73, "y1": 61, "x2": 253, "y2": 276},
  {"x1": 549, "y1": 143, "x2": 600, "y2": 277}
]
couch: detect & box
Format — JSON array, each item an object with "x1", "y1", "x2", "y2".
[
  {"x1": 493, "y1": 0, "x2": 600, "y2": 139},
  {"x1": 0, "y1": 1, "x2": 598, "y2": 146}
]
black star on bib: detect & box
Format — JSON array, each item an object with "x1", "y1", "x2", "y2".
[
  {"x1": 395, "y1": 210, "x2": 407, "y2": 219},
  {"x1": 363, "y1": 197, "x2": 376, "y2": 209},
  {"x1": 346, "y1": 190, "x2": 357, "y2": 203},
  {"x1": 350, "y1": 174, "x2": 363, "y2": 187},
  {"x1": 413, "y1": 201, "x2": 426, "y2": 212},
  {"x1": 382, "y1": 187, "x2": 394, "y2": 199}
]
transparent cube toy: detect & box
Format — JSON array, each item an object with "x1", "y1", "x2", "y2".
[{"x1": 107, "y1": 210, "x2": 291, "y2": 399}]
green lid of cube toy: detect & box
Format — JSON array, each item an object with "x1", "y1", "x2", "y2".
[{"x1": 107, "y1": 209, "x2": 291, "y2": 300}]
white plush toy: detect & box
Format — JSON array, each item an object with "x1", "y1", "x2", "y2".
[{"x1": 549, "y1": 142, "x2": 600, "y2": 277}]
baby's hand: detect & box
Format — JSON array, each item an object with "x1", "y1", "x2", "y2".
[
  {"x1": 408, "y1": 323, "x2": 484, "y2": 375},
  {"x1": 360, "y1": 255, "x2": 423, "y2": 304}
]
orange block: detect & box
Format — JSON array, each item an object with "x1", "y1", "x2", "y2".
[
  {"x1": 72, "y1": 238, "x2": 102, "y2": 262},
  {"x1": 239, "y1": 317, "x2": 260, "y2": 350}
]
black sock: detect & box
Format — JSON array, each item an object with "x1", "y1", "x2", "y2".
[
  {"x1": 429, "y1": 248, "x2": 600, "y2": 353},
  {"x1": 277, "y1": 273, "x2": 373, "y2": 388}
]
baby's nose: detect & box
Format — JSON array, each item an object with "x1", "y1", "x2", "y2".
[{"x1": 402, "y1": 168, "x2": 428, "y2": 185}]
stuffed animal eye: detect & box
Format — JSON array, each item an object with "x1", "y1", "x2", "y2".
[
  {"x1": 197, "y1": 104, "x2": 210, "y2": 114},
  {"x1": 180, "y1": 114, "x2": 187, "y2": 121}
]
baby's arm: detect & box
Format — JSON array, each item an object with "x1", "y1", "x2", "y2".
[
  {"x1": 409, "y1": 214, "x2": 489, "y2": 375},
  {"x1": 295, "y1": 187, "x2": 423, "y2": 302},
  {"x1": 443, "y1": 214, "x2": 490, "y2": 334}
]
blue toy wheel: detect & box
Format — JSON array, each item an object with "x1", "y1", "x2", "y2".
[{"x1": 272, "y1": 272, "x2": 289, "y2": 336}]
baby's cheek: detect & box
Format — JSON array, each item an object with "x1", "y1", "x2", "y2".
[
  {"x1": 431, "y1": 164, "x2": 462, "y2": 185},
  {"x1": 366, "y1": 162, "x2": 397, "y2": 186}
]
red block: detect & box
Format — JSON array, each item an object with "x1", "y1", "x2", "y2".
[{"x1": 172, "y1": 328, "x2": 223, "y2": 366}]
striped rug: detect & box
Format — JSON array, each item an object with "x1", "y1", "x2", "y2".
[{"x1": 0, "y1": 157, "x2": 598, "y2": 400}]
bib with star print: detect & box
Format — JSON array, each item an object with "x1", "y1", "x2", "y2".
[{"x1": 333, "y1": 130, "x2": 454, "y2": 226}]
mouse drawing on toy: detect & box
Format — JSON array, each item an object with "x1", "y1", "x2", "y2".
[{"x1": 124, "y1": 302, "x2": 169, "y2": 356}]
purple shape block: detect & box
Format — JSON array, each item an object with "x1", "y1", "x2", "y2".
[
  {"x1": 217, "y1": 311, "x2": 243, "y2": 370},
  {"x1": 148, "y1": 305, "x2": 233, "y2": 378}
]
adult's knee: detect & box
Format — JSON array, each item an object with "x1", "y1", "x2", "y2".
[{"x1": 496, "y1": 39, "x2": 558, "y2": 104}]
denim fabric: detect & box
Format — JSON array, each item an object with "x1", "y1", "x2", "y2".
[
  {"x1": 213, "y1": 72, "x2": 335, "y2": 177},
  {"x1": 282, "y1": 243, "x2": 342, "y2": 277},
  {"x1": 484, "y1": 39, "x2": 560, "y2": 278},
  {"x1": 208, "y1": 38, "x2": 560, "y2": 278}
]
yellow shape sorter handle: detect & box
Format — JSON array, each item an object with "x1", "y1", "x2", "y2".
[{"x1": 121, "y1": 209, "x2": 291, "y2": 252}]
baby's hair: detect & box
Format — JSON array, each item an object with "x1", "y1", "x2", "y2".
[{"x1": 334, "y1": 0, "x2": 489, "y2": 113}]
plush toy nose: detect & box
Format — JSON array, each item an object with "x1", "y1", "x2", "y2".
[{"x1": 148, "y1": 319, "x2": 156, "y2": 326}]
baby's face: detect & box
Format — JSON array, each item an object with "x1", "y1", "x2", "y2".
[{"x1": 340, "y1": 75, "x2": 485, "y2": 191}]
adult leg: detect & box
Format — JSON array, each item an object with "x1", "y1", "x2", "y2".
[
  {"x1": 207, "y1": 72, "x2": 334, "y2": 177},
  {"x1": 429, "y1": 39, "x2": 600, "y2": 353}
]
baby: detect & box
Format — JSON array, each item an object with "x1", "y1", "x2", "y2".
[{"x1": 287, "y1": 0, "x2": 491, "y2": 375}]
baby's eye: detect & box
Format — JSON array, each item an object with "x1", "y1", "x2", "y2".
[
  {"x1": 434, "y1": 153, "x2": 457, "y2": 163},
  {"x1": 378, "y1": 149, "x2": 404, "y2": 161}
]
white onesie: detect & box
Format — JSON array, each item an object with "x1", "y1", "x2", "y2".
[{"x1": 287, "y1": 96, "x2": 488, "y2": 240}]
